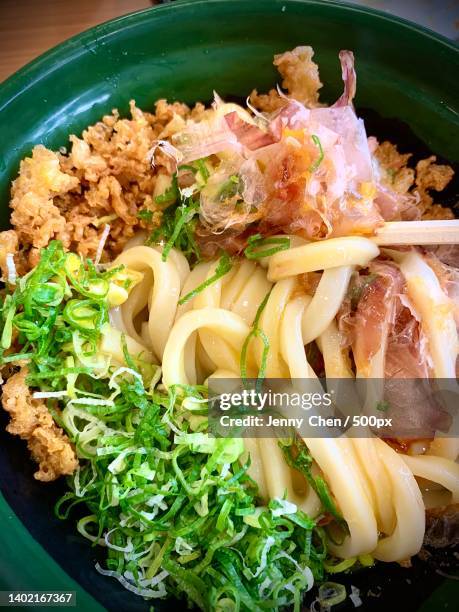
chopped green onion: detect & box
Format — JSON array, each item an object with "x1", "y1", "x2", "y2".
[
  {"x1": 63, "y1": 300, "x2": 106, "y2": 334},
  {"x1": 137, "y1": 209, "x2": 153, "y2": 221},
  {"x1": 178, "y1": 164, "x2": 197, "y2": 173},
  {"x1": 148, "y1": 196, "x2": 200, "y2": 264},
  {"x1": 178, "y1": 253, "x2": 232, "y2": 305},
  {"x1": 64, "y1": 254, "x2": 111, "y2": 299},
  {"x1": 155, "y1": 173, "x2": 179, "y2": 205},
  {"x1": 26, "y1": 367, "x2": 92, "y2": 382},
  {"x1": 281, "y1": 436, "x2": 348, "y2": 531},
  {"x1": 196, "y1": 159, "x2": 210, "y2": 183},
  {"x1": 324, "y1": 557, "x2": 357, "y2": 573},
  {"x1": 32, "y1": 282, "x2": 65, "y2": 306},
  {"x1": 318, "y1": 582, "x2": 347, "y2": 607},
  {"x1": 1, "y1": 351, "x2": 34, "y2": 363},
  {"x1": 309, "y1": 134, "x2": 324, "y2": 172},
  {"x1": 244, "y1": 234, "x2": 290, "y2": 260},
  {"x1": 218, "y1": 174, "x2": 242, "y2": 202},
  {"x1": 161, "y1": 202, "x2": 199, "y2": 262},
  {"x1": 180, "y1": 159, "x2": 210, "y2": 184},
  {"x1": 240, "y1": 290, "x2": 271, "y2": 384},
  {"x1": 1, "y1": 295, "x2": 16, "y2": 349}
]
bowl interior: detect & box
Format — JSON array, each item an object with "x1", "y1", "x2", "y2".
[{"x1": 0, "y1": 1, "x2": 458, "y2": 610}]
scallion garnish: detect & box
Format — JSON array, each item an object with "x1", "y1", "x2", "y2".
[
  {"x1": 179, "y1": 158, "x2": 210, "y2": 184},
  {"x1": 309, "y1": 134, "x2": 324, "y2": 172},
  {"x1": 240, "y1": 289, "x2": 271, "y2": 384},
  {"x1": 161, "y1": 201, "x2": 200, "y2": 262},
  {"x1": 155, "y1": 173, "x2": 179, "y2": 205},
  {"x1": 281, "y1": 436, "x2": 348, "y2": 531},
  {"x1": 218, "y1": 174, "x2": 242, "y2": 202},
  {"x1": 196, "y1": 158, "x2": 210, "y2": 183},
  {"x1": 244, "y1": 234, "x2": 290, "y2": 260},
  {"x1": 148, "y1": 198, "x2": 201, "y2": 264},
  {"x1": 0, "y1": 241, "x2": 118, "y2": 390},
  {"x1": 137, "y1": 209, "x2": 153, "y2": 222},
  {"x1": 54, "y1": 363, "x2": 327, "y2": 609},
  {"x1": 178, "y1": 253, "x2": 232, "y2": 305}
]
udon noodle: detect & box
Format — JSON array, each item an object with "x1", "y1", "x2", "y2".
[{"x1": 107, "y1": 237, "x2": 459, "y2": 563}]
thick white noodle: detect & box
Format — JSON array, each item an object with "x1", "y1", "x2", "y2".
[
  {"x1": 114, "y1": 246, "x2": 187, "y2": 361},
  {"x1": 115, "y1": 239, "x2": 456, "y2": 564},
  {"x1": 268, "y1": 237, "x2": 379, "y2": 281},
  {"x1": 301, "y1": 266, "x2": 353, "y2": 345},
  {"x1": 397, "y1": 250, "x2": 458, "y2": 378}
]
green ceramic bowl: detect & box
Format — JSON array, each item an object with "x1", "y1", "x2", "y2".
[{"x1": 0, "y1": 1, "x2": 458, "y2": 610}]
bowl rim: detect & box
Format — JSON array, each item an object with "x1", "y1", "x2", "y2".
[{"x1": 0, "y1": 0, "x2": 458, "y2": 110}]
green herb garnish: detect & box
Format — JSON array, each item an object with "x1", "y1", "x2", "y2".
[
  {"x1": 281, "y1": 437, "x2": 348, "y2": 532},
  {"x1": 218, "y1": 174, "x2": 242, "y2": 202},
  {"x1": 155, "y1": 173, "x2": 179, "y2": 205},
  {"x1": 137, "y1": 209, "x2": 153, "y2": 222},
  {"x1": 244, "y1": 234, "x2": 290, "y2": 260},
  {"x1": 148, "y1": 199, "x2": 201, "y2": 263},
  {"x1": 196, "y1": 159, "x2": 210, "y2": 183},
  {"x1": 178, "y1": 253, "x2": 232, "y2": 305},
  {"x1": 240, "y1": 289, "x2": 271, "y2": 384},
  {"x1": 309, "y1": 134, "x2": 324, "y2": 172},
  {"x1": 54, "y1": 368, "x2": 327, "y2": 610},
  {"x1": 179, "y1": 159, "x2": 210, "y2": 184},
  {"x1": 0, "y1": 241, "x2": 117, "y2": 385}
]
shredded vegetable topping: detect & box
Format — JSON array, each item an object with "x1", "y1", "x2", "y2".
[
  {"x1": 55, "y1": 376, "x2": 328, "y2": 610},
  {"x1": 0, "y1": 242, "x2": 122, "y2": 377}
]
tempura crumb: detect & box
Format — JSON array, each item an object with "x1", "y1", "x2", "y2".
[
  {"x1": 2, "y1": 368, "x2": 78, "y2": 481},
  {"x1": 415, "y1": 155, "x2": 454, "y2": 214},
  {"x1": 0, "y1": 229, "x2": 18, "y2": 280},
  {"x1": 7, "y1": 99, "x2": 196, "y2": 269},
  {"x1": 249, "y1": 89, "x2": 287, "y2": 113},
  {"x1": 421, "y1": 204, "x2": 454, "y2": 220},
  {"x1": 374, "y1": 141, "x2": 415, "y2": 194},
  {"x1": 10, "y1": 146, "x2": 78, "y2": 250},
  {"x1": 375, "y1": 142, "x2": 454, "y2": 220},
  {"x1": 273, "y1": 46, "x2": 323, "y2": 107}
]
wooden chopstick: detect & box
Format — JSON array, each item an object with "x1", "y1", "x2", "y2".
[{"x1": 372, "y1": 220, "x2": 459, "y2": 246}]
